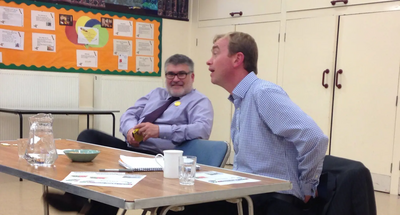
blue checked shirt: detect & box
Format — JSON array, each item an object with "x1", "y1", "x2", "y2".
[{"x1": 229, "y1": 72, "x2": 328, "y2": 200}]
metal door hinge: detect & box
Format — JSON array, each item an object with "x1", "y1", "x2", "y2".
[
  {"x1": 196, "y1": 38, "x2": 198, "y2": 46},
  {"x1": 390, "y1": 163, "x2": 393, "y2": 173},
  {"x1": 284, "y1": 33, "x2": 286, "y2": 42},
  {"x1": 278, "y1": 33, "x2": 280, "y2": 42},
  {"x1": 396, "y1": 96, "x2": 398, "y2": 106}
]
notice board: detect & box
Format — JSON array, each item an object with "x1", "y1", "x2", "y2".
[{"x1": 0, "y1": 0, "x2": 162, "y2": 76}]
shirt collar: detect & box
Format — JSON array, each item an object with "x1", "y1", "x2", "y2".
[{"x1": 228, "y1": 72, "x2": 258, "y2": 102}]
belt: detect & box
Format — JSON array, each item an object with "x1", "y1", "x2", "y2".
[{"x1": 269, "y1": 193, "x2": 304, "y2": 208}]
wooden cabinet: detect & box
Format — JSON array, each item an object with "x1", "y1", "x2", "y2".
[
  {"x1": 281, "y1": 11, "x2": 400, "y2": 192},
  {"x1": 198, "y1": 0, "x2": 281, "y2": 21},
  {"x1": 287, "y1": 0, "x2": 389, "y2": 11},
  {"x1": 236, "y1": 22, "x2": 280, "y2": 83},
  {"x1": 193, "y1": 25, "x2": 235, "y2": 144}
]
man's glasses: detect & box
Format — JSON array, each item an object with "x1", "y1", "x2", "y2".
[{"x1": 165, "y1": 71, "x2": 192, "y2": 79}]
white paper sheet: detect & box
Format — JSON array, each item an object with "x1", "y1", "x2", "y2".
[
  {"x1": 0, "y1": 52, "x2": 3, "y2": 63},
  {"x1": 31, "y1": 10, "x2": 55, "y2": 30},
  {"x1": 32, "y1": 33, "x2": 55, "y2": 52},
  {"x1": 113, "y1": 19, "x2": 133, "y2": 37},
  {"x1": 61, "y1": 172, "x2": 146, "y2": 188},
  {"x1": 77, "y1": 27, "x2": 99, "y2": 45},
  {"x1": 195, "y1": 171, "x2": 260, "y2": 185},
  {"x1": 136, "y1": 39, "x2": 153, "y2": 56},
  {"x1": 136, "y1": 56, "x2": 153, "y2": 72},
  {"x1": 113, "y1": 39, "x2": 132, "y2": 56},
  {"x1": 118, "y1": 54, "x2": 128, "y2": 70},
  {"x1": 0, "y1": 6, "x2": 23, "y2": 27},
  {"x1": 136, "y1": 22, "x2": 154, "y2": 39},
  {"x1": 77, "y1": 50, "x2": 98, "y2": 68},
  {"x1": 0, "y1": 28, "x2": 24, "y2": 50}
]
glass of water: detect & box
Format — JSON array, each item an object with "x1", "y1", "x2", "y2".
[{"x1": 179, "y1": 156, "x2": 197, "y2": 185}]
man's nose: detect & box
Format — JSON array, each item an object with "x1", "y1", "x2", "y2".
[{"x1": 206, "y1": 58, "x2": 212, "y2": 65}]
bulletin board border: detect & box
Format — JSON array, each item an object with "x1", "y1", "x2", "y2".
[{"x1": 0, "y1": 0, "x2": 163, "y2": 77}]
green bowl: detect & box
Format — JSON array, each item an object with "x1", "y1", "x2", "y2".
[{"x1": 64, "y1": 149, "x2": 100, "y2": 162}]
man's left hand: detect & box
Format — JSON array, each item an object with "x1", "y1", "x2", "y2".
[
  {"x1": 304, "y1": 195, "x2": 311, "y2": 203},
  {"x1": 134, "y1": 122, "x2": 159, "y2": 141}
]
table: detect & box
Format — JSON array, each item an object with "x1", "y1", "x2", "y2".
[
  {"x1": 0, "y1": 107, "x2": 120, "y2": 137},
  {"x1": 0, "y1": 139, "x2": 292, "y2": 215}
]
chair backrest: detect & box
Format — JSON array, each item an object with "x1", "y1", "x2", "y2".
[
  {"x1": 314, "y1": 155, "x2": 377, "y2": 215},
  {"x1": 175, "y1": 139, "x2": 230, "y2": 167}
]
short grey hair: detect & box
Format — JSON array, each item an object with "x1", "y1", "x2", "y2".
[{"x1": 164, "y1": 54, "x2": 194, "y2": 73}]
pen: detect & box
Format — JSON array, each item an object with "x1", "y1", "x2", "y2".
[{"x1": 99, "y1": 169, "x2": 134, "y2": 172}]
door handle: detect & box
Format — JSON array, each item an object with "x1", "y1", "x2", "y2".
[
  {"x1": 331, "y1": 0, "x2": 348, "y2": 5},
  {"x1": 335, "y1": 69, "x2": 343, "y2": 89},
  {"x1": 322, "y1": 69, "x2": 329, "y2": 88}
]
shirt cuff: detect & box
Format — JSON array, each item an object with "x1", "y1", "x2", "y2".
[
  {"x1": 159, "y1": 124, "x2": 172, "y2": 140},
  {"x1": 301, "y1": 183, "x2": 317, "y2": 197}
]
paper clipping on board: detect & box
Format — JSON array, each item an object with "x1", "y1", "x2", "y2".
[
  {"x1": 32, "y1": 33, "x2": 56, "y2": 52},
  {"x1": 113, "y1": 39, "x2": 132, "y2": 56},
  {"x1": 136, "y1": 56, "x2": 153, "y2": 72},
  {"x1": 0, "y1": 28, "x2": 24, "y2": 50},
  {"x1": 78, "y1": 27, "x2": 99, "y2": 45},
  {"x1": 136, "y1": 22, "x2": 154, "y2": 39},
  {"x1": 118, "y1": 54, "x2": 128, "y2": 70},
  {"x1": 0, "y1": 6, "x2": 23, "y2": 27},
  {"x1": 113, "y1": 19, "x2": 133, "y2": 37},
  {"x1": 136, "y1": 39, "x2": 153, "y2": 56},
  {"x1": 77, "y1": 50, "x2": 98, "y2": 68},
  {"x1": 31, "y1": 10, "x2": 55, "y2": 30}
]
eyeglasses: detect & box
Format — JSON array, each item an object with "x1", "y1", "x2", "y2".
[{"x1": 165, "y1": 71, "x2": 192, "y2": 79}]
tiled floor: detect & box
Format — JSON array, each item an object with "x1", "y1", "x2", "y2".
[{"x1": 0, "y1": 172, "x2": 399, "y2": 215}]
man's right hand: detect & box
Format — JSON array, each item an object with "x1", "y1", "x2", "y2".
[{"x1": 127, "y1": 128, "x2": 140, "y2": 147}]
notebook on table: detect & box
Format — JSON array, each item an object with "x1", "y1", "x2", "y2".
[{"x1": 119, "y1": 155, "x2": 200, "y2": 172}]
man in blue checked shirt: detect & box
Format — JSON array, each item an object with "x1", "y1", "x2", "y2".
[{"x1": 168, "y1": 32, "x2": 328, "y2": 215}]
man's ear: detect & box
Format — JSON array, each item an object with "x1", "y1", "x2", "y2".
[{"x1": 233, "y1": 52, "x2": 244, "y2": 68}]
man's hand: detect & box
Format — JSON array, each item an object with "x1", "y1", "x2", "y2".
[
  {"x1": 134, "y1": 122, "x2": 159, "y2": 141},
  {"x1": 304, "y1": 195, "x2": 311, "y2": 203},
  {"x1": 127, "y1": 128, "x2": 140, "y2": 147}
]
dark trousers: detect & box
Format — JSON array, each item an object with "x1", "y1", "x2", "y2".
[
  {"x1": 164, "y1": 193, "x2": 305, "y2": 215},
  {"x1": 77, "y1": 129, "x2": 158, "y2": 155}
]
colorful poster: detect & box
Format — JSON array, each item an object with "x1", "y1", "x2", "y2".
[{"x1": 0, "y1": 0, "x2": 162, "y2": 76}]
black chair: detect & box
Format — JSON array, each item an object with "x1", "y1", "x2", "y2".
[{"x1": 310, "y1": 155, "x2": 377, "y2": 215}]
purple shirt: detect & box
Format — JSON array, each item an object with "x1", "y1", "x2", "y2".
[{"x1": 120, "y1": 88, "x2": 214, "y2": 154}]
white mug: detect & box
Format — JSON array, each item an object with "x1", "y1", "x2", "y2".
[{"x1": 155, "y1": 150, "x2": 183, "y2": 178}]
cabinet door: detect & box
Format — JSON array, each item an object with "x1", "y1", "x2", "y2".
[
  {"x1": 331, "y1": 11, "x2": 400, "y2": 192},
  {"x1": 281, "y1": 16, "x2": 338, "y2": 137},
  {"x1": 236, "y1": 21, "x2": 280, "y2": 83},
  {"x1": 287, "y1": 0, "x2": 389, "y2": 12},
  {"x1": 193, "y1": 25, "x2": 234, "y2": 143},
  {"x1": 198, "y1": 0, "x2": 281, "y2": 21}
]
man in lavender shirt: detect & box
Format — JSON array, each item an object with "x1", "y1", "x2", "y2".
[
  {"x1": 76, "y1": 53, "x2": 214, "y2": 155},
  {"x1": 43, "y1": 54, "x2": 214, "y2": 214}
]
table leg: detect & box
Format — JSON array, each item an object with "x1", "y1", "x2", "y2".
[
  {"x1": 111, "y1": 113, "x2": 116, "y2": 137},
  {"x1": 43, "y1": 185, "x2": 49, "y2": 215},
  {"x1": 18, "y1": 113, "x2": 23, "y2": 138},
  {"x1": 87, "y1": 114, "x2": 90, "y2": 130},
  {"x1": 19, "y1": 113, "x2": 23, "y2": 182}
]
